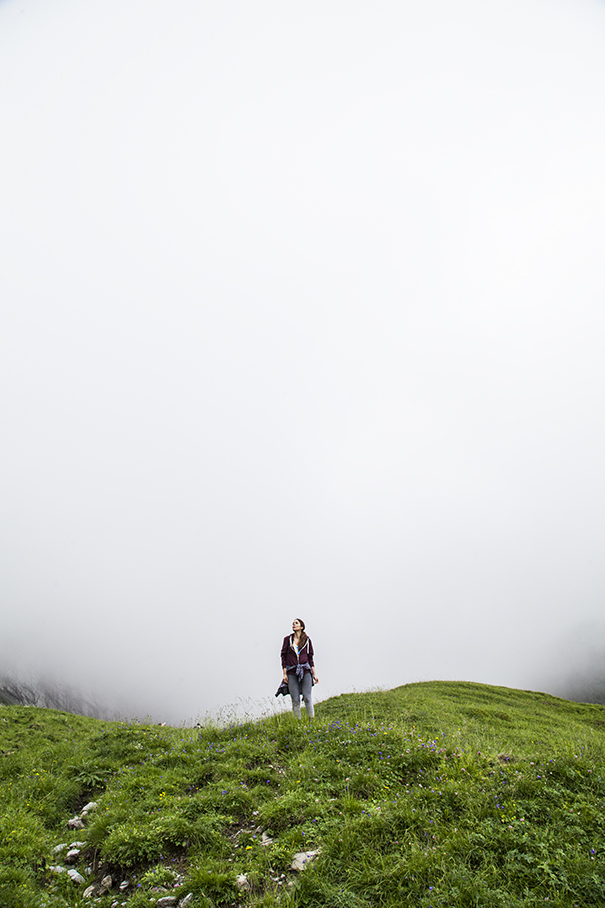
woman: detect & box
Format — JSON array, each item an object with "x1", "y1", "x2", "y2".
[{"x1": 281, "y1": 618, "x2": 319, "y2": 718}]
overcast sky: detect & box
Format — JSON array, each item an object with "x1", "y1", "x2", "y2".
[{"x1": 1, "y1": 0, "x2": 605, "y2": 723}]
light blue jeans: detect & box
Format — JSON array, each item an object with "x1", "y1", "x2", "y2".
[{"x1": 287, "y1": 671, "x2": 314, "y2": 718}]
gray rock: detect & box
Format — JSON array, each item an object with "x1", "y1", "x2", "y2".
[
  {"x1": 155, "y1": 898, "x2": 177, "y2": 907},
  {"x1": 291, "y1": 850, "x2": 321, "y2": 871},
  {"x1": 100, "y1": 874, "x2": 113, "y2": 891},
  {"x1": 178, "y1": 895, "x2": 194, "y2": 908},
  {"x1": 49, "y1": 865, "x2": 67, "y2": 874},
  {"x1": 65, "y1": 848, "x2": 81, "y2": 864},
  {"x1": 70, "y1": 840, "x2": 86, "y2": 848},
  {"x1": 83, "y1": 884, "x2": 98, "y2": 898},
  {"x1": 68, "y1": 817, "x2": 85, "y2": 830},
  {"x1": 81, "y1": 801, "x2": 98, "y2": 815},
  {"x1": 67, "y1": 868, "x2": 86, "y2": 884},
  {"x1": 119, "y1": 880, "x2": 130, "y2": 891},
  {"x1": 261, "y1": 832, "x2": 274, "y2": 846},
  {"x1": 236, "y1": 874, "x2": 250, "y2": 891},
  {"x1": 52, "y1": 843, "x2": 68, "y2": 854}
]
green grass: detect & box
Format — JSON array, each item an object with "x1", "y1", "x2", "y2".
[{"x1": 1, "y1": 681, "x2": 605, "y2": 907}]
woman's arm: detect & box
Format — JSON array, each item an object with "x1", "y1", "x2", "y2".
[
  {"x1": 280, "y1": 636, "x2": 290, "y2": 667},
  {"x1": 308, "y1": 639, "x2": 318, "y2": 683},
  {"x1": 281, "y1": 636, "x2": 290, "y2": 682}
]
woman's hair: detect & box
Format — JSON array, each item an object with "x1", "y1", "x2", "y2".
[{"x1": 295, "y1": 618, "x2": 307, "y2": 649}]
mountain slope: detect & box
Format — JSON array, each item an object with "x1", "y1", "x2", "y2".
[{"x1": 2, "y1": 681, "x2": 604, "y2": 907}]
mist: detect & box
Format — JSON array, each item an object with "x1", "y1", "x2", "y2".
[{"x1": 1, "y1": 0, "x2": 605, "y2": 723}]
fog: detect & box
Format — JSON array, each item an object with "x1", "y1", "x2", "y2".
[{"x1": 1, "y1": 0, "x2": 605, "y2": 722}]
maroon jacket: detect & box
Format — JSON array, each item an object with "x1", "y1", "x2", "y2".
[{"x1": 281, "y1": 635, "x2": 314, "y2": 670}]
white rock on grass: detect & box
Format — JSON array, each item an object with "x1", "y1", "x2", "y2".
[
  {"x1": 100, "y1": 874, "x2": 112, "y2": 891},
  {"x1": 236, "y1": 874, "x2": 250, "y2": 891},
  {"x1": 52, "y1": 844, "x2": 68, "y2": 854},
  {"x1": 65, "y1": 849, "x2": 81, "y2": 864},
  {"x1": 68, "y1": 817, "x2": 85, "y2": 830},
  {"x1": 67, "y1": 868, "x2": 86, "y2": 884},
  {"x1": 290, "y1": 850, "x2": 321, "y2": 871},
  {"x1": 178, "y1": 895, "x2": 194, "y2": 908},
  {"x1": 49, "y1": 865, "x2": 66, "y2": 875},
  {"x1": 155, "y1": 898, "x2": 177, "y2": 907},
  {"x1": 81, "y1": 801, "x2": 98, "y2": 815},
  {"x1": 83, "y1": 884, "x2": 98, "y2": 898}
]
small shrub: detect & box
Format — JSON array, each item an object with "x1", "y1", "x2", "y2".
[
  {"x1": 69, "y1": 762, "x2": 107, "y2": 788},
  {"x1": 102, "y1": 821, "x2": 166, "y2": 867},
  {"x1": 139, "y1": 863, "x2": 178, "y2": 889},
  {"x1": 187, "y1": 859, "x2": 238, "y2": 905}
]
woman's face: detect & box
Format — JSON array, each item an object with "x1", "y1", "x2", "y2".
[{"x1": 292, "y1": 619, "x2": 302, "y2": 634}]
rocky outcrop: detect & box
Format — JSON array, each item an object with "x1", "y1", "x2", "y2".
[
  {"x1": 50, "y1": 804, "x2": 100, "y2": 890},
  {"x1": 50, "y1": 797, "x2": 314, "y2": 903}
]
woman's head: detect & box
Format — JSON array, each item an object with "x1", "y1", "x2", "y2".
[{"x1": 292, "y1": 618, "x2": 308, "y2": 647}]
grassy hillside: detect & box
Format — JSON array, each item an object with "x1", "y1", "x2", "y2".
[{"x1": 2, "y1": 681, "x2": 605, "y2": 908}]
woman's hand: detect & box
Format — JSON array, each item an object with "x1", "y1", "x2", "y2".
[{"x1": 313, "y1": 673, "x2": 319, "y2": 684}]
